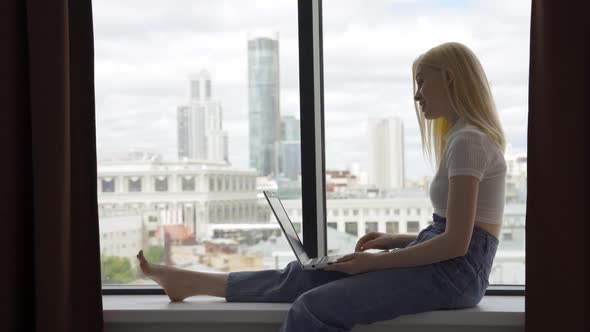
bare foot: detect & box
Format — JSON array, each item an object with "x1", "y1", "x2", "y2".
[{"x1": 136, "y1": 250, "x2": 198, "y2": 302}]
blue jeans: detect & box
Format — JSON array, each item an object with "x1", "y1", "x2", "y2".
[{"x1": 225, "y1": 213, "x2": 499, "y2": 332}]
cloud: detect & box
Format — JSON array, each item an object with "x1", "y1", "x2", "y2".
[{"x1": 94, "y1": 0, "x2": 530, "y2": 180}]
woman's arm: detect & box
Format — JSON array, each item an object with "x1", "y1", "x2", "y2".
[
  {"x1": 392, "y1": 233, "x2": 418, "y2": 248},
  {"x1": 376, "y1": 232, "x2": 463, "y2": 269}
]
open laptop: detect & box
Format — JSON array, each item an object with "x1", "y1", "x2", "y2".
[
  {"x1": 263, "y1": 190, "x2": 346, "y2": 270},
  {"x1": 264, "y1": 190, "x2": 390, "y2": 270}
]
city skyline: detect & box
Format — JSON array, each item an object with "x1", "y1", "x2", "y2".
[{"x1": 94, "y1": 0, "x2": 529, "y2": 181}]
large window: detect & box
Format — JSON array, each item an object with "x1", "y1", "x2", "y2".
[
  {"x1": 322, "y1": 0, "x2": 529, "y2": 286},
  {"x1": 95, "y1": 0, "x2": 302, "y2": 285},
  {"x1": 97, "y1": 0, "x2": 528, "y2": 292}
]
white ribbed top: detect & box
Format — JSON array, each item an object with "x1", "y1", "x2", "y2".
[{"x1": 429, "y1": 118, "x2": 507, "y2": 225}]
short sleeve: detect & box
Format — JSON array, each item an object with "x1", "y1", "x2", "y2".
[{"x1": 446, "y1": 133, "x2": 488, "y2": 181}]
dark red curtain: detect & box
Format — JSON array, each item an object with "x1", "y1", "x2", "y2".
[
  {"x1": 527, "y1": 0, "x2": 590, "y2": 330},
  {"x1": 0, "y1": 0, "x2": 103, "y2": 331}
]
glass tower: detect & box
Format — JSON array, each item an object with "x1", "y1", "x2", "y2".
[{"x1": 248, "y1": 34, "x2": 280, "y2": 176}]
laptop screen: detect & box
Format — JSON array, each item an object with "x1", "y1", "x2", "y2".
[{"x1": 264, "y1": 191, "x2": 309, "y2": 263}]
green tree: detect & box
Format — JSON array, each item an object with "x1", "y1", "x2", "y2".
[
  {"x1": 101, "y1": 255, "x2": 135, "y2": 284},
  {"x1": 145, "y1": 245, "x2": 165, "y2": 264}
]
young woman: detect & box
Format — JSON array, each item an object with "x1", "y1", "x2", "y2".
[{"x1": 136, "y1": 41, "x2": 507, "y2": 332}]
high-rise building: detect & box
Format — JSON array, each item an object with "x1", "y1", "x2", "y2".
[
  {"x1": 248, "y1": 34, "x2": 281, "y2": 176},
  {"x1": 281, "y1": 115, "x2": 300, "y2": 141},
  {"x1": 368, "y1": 117, "x2": 405, "y2": 190},
  {"x1": 177, "y1": 103, "x2": 206, "y2": 160},
  {"x1": 278, "y1": 115, "x2": 301, "y2": 179},
  {"x1": 177, "y1": 70, "x2": 229, "y2": 163},
  {"x1": 279, "y1": 141, "x2": 301, "y2": 180}
]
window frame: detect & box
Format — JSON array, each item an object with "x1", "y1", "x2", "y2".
[{"x1": 102, "y1": 0, "x2": 524, "y2": 297}]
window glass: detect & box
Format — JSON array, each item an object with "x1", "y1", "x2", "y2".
[
  {"x1": 95, "y1": 0, "x2": 302, "y2": 284},
  {"x1": 323, "y1": 0, "x2": 529, "y2": 286},
  {"x1": 386, "y1": 221, "x2": 399, "y2": 234},
  {"x1": 345, "y1": 222, "x2": 358, "y2": 236},
  {"x1": 128, "y1": 178, "x2": 142, "y2": 192},
  {"x1": 154, "y1": 177, "x2": 168, "y2": 192},
  {"x1": 182, "y1": 176, "x2": 195, "y2": 191},
  {"x1": 407, "y1": 221, "x2": 420, "y2": 233},
  {"x1": 365, "y1": 221, "x2": 378, "y2": 234},
  {"x1": 101, "y1": 178, "x2": 115, "y2": 193}
]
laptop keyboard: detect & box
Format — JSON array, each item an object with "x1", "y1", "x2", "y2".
[{"x1": 311, "y1": 255, "x2": 343, "y2": 264}]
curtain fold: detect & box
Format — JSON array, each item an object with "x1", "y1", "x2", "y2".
[
  {"x1": 0, "y1": 0, "x2": 104, "y2": 331},
  {"x1": 527, "y1": 0, "x2": 590, "y2": 330}
]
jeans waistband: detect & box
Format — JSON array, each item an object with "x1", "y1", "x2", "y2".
[
  {"x1": 431, "y1": 213, "x2": 498, "y2": 278},
  {"x1": 432, "y1": 213, "x2": 499, "y2": 246}
]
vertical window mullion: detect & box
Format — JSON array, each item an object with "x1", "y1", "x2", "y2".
[{"x1": 298, "y1": 0, "x2": 327, "y2": 258}]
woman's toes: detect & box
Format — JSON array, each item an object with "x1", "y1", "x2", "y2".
[{"x1": 137, "y1": 251, "x2": 151, "y2": 275}]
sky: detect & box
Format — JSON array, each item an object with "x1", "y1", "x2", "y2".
[{"x1": 93, "y1": 0, "x2": 531, "y2": 180}]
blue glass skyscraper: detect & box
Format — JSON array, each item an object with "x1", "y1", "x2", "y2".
[{"x1": 248, "y1": 34, "x2": 280, "y2": 176}]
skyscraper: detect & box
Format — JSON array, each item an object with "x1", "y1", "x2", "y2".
[
  {"x1": 279, "y1": 115, "x2": 301, "y2": 180},
  {"x1": 177, "y1": 70, "x2": 229, "y2": 163},
  {"x1": 281, "y1": 115, "x2": 300, "y2": 141},
  {"x1": 280, "y1": 141, "x2": 301, "y2": 180},
  {"x1": 368, "y1": 116, "x2": 405, "y2": 190},
  {"x1": 248, "y1": 34, "x2": 281, "y2": 176}
]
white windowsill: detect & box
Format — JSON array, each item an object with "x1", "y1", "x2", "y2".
[{"x1": 103, "y1": 295, "x2": 524, "y2": 328}]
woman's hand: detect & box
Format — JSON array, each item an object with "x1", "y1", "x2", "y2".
[
  {"x1": 322, "y1": 252, "x2": 387, "y2": 275},
  {"x1": 355, "y1": 232, "x2": 398, "y2": 252}
]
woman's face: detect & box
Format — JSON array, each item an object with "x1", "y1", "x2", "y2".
[{"x1": 414, "y1": 64, "x2": 456, "y2": 122}]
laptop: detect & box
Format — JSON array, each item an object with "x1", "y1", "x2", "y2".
[{"x1": 263, "y1": 190, "x2": 388, "y2": 270}]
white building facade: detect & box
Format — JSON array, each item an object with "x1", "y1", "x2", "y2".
[
  {"x1": 368, "y1": 117, "x2": 405, "y2": 190},
  {"x1": 177, "y1": 70, "x2": 229, "y2": 163},
  {"x1": 97, "y1": 157, "x2": 258, "y2": 240}
]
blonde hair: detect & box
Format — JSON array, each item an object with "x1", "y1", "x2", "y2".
[{"x1": 411, "y1": 42, "x2": 506, "y2": 169}]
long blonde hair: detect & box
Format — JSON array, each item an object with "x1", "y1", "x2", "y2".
[{"x1": 411, "y1": 42, "x2": 506, "y2": 169}]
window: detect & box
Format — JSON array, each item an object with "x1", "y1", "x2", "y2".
[
  {"x1": 293, "y1": 222, "x2": 302, "y2": 233},
  {"x1": 96, "y1": 0, "x2": 303, "y2": 287},
  {"x1": 407, "y1": 221, "x2": 420, "y2": 233},
  {"x1": 97, "y1": 0, "x2": 527, "y2": 292},
  {"x1": 386, "y1": 221, "x2": 399, "y2": 234},
  {"x1": 154, "y1": 176, "x2": 168, "y2": 192},
  {"x1": 365, "y1": 221, "x2": 378, "y2": 234},
  {"x1": 182, "y1": 176, "x2": 195, "y2": 191},
  {"x1": 101, "y1": 178, "x2": 115, "y2": 193},
  {"x1": 345, "y1": 222, "x2": 358, "y2": 236},
  {"x1": 128, "y1": 178, "x2": 142, "y2": 192}
]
